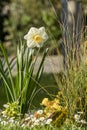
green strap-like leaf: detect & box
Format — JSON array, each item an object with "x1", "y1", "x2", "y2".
[
  {"x1": 0, "y1": 68, "x2": 14, "y2": 101},
  {"x1": 0, "y1": 44, "x2": 16, "y2": 100}
]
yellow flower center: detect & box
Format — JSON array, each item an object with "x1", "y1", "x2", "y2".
[{"x1": 33, "y1": 35, "x2": 42, "y2": 43}]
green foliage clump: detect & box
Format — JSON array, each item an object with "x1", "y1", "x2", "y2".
[
  {"x1": 0, "y1": 40, "x2": 48, "y2": 115},
  {"x1": 2, "y1": 101, "x2": 20, "y2": 118}
]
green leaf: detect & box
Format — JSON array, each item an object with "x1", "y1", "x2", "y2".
[
  {"x1": 0, "y1": 68, "x2": 14, "y2": 101},
  {"x1": 0, "y1": 44, "x2": 16, "y2": 101}
]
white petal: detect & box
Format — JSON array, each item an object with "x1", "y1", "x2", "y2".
[
  {"x1": 28, "y1": 27, "x2": 39, "y2": 35},
  {"x1": 39, "y1": 27, "x2": 45, "y2": 33},
  {"x1": 36, "y1": 43, "x2": 43, "y2": 48},
  {"x1": 42, "y1": 33, "x2": 48, "y2": 42},
  {"x1": 35, "y1": 41, "x2": 44, "y2": 47},
  {"x1": 24, "y1": 34, "x2": 28, "y2": 40},
  {"x1": 27, "y1": 40, "x2": 36, "y2": 48},
  {"x1": 43, "y1": 33, "x2": 48, "y2": 39},
  {"x1": 24, "y1": 27, "x2": 39, "y2": 40}
]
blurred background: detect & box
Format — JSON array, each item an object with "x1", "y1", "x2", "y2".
[{"x1": 0, "y1": 0, "x2": 87, "y2": 55}]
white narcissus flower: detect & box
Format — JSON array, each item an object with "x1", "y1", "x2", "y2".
[
  {"x1": 74, "y1": 114, "x2": 80, "y2": 122},
  {"x1": 80, "y1": 119, "x2": 86, "y2": 124},
  {"x1": 1, "y1": 121, "x2": 8, "y2": 125},
  {"x1": 45, "y1": 118, "x2": 52, "y2": 124},
  {"x1": 37, "y1": 110, "x2": 43, "y2": 115},
  {"x1": 24, "y1": 27, "x2": 48, "y2": 48},
  {"x1": 39, "y1": 117, "x2": 45, "y2": 121}
]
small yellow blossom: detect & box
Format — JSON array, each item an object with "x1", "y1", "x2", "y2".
[{"x1": 41, "y1": 98, "x2": 49, "y2": 106}]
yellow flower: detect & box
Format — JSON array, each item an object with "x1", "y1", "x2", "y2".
[
  {"x1": 24, "y1": 27, "x2": 48, "y2": 48},
  {"x1": 41, "y1": 98, "x2": 49, "y2": 106}
]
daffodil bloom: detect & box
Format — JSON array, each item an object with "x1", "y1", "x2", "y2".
[
  {"x1": 24, "y1": 27, "x2": 48, "y2": 48},
  {"x1": 74, "y1": 114, "x2": 80, "y2": 122}
]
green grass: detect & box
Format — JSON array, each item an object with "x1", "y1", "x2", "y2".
[{"x1": 0, "y1": 122, "x2": 85, "y2": 130}]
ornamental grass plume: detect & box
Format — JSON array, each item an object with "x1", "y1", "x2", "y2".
[{"x1": 24, "y1": 27, "x2": 48, "y2": 48}]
